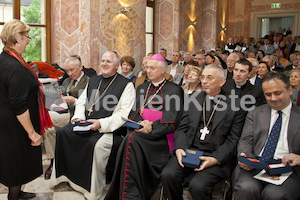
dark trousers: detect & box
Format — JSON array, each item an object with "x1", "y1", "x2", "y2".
[
  {"x1": 234, "y1": 166, "x2": 300, "y2": 200},
  {"x1": 161, "y1": 156, "x2": 227, "y2": 200}
]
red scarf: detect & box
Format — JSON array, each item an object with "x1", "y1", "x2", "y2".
[{"x1": 4, "y1": 47, "x2": 53, "y2": 134}]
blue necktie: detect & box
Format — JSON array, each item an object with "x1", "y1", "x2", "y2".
[{"x1": 260, "y1": 111, "x2": 282, "y2": 162}]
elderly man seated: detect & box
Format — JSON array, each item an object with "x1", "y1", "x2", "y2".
[
  {"x1": 51, "y1": 51, "x2": 135, "y2": 200},
  {"x1": 43, "y1": 55, "x2": 90, "y2": 179}
]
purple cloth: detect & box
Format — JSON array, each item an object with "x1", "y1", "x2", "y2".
[{"x1": 141, "y1": 108, "x2": 174, "y2": 152}]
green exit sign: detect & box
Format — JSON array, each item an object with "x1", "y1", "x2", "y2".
[{"x1": 271, "y1": 3, "x2": 281, "y2": 8}]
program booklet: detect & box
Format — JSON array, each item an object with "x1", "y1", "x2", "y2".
[{"x1": 254, "y1": 169, "x2": 292, "y2": 185}]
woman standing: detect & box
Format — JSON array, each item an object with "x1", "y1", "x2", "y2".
[{"x1": 0, "y1": 20, "x2": 52, "y2": 200}]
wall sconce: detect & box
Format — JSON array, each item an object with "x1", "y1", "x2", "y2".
[
  {"x1": 191, "y1": 21, "x2": 197, "y2": 26},
  {"x1": 120, "y1": 7, "x2": 132, "y2": 14},
  {"x1": 221, "y1": 26, "x2": 227, "y2": 32}
]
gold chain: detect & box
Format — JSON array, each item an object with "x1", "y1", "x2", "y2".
[
  {"x1": 202, "y1": 98, "x2": 220, "y2": 128},
  {"x1": 140, "y1": 80, "x2": 167, "y2": 115},
  {"x1": 88, "y1": 74, "x2": 118, "y2": 116}
]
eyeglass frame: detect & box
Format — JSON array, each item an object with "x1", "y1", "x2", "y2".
[{"x1": 23, "y1": 35, "x2": 32, "y2": 40}]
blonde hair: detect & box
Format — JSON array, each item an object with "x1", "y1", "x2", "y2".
[
  {"x1": 190, "y1": 66, "x2": 203, "y2": 78},
  {"x1": 0, "y1": 19, "x2": 30, "y2": 47}
]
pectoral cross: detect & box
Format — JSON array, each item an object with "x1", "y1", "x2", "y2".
[
  {"x1": 200, "y1": 126, "x2": 210, "y2": 140},
  {"x1": 88, "y1": 108, "x2": 93, "y2": 116}
]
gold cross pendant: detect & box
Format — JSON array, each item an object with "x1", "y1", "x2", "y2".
[{"x1": 88, "y1": 107, "x2": 93, "y2": 116}]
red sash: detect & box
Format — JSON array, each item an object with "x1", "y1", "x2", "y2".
[{"x1": 4, "y1": 48, "x2": 53, "y2": 134}]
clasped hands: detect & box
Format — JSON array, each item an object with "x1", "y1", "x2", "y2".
[{"x1": 175, "y1": 149, "x2": 219, "y2": 171}]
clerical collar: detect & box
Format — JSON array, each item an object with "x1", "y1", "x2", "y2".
[
  {"x1": 152, "y1": 78, "x2": 166, "y2": 87},
  {"x1": 235, "y1": 80, "x2": 248, "y2": 89},
  {"x1": 207, "y1": 95, "x2": 215, "y2": 100}
]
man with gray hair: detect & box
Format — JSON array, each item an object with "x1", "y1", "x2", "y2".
[
  {"x1": 106, "y1": 54, "x2": 183, "y2": 199},
  {"x1": 184, "y1": 52, "x2": 192, "y2": 65},
  {"x1": 225, "y1": 53, "x2": 240, "y2": 80},
  {"x1": 43, "y1": 55, "x2": 90, "y2": 179},
  {"x1": 247, "y1": 57, "x2": 262, "y2": 88},
  {"x1": 52, "y1": 51, "x2": 136, "y2": 200},
  {"x1": 161, "y1": 64, "x2": 247, "y2": 200}
]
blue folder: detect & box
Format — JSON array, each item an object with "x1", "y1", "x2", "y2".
[{"x1": 182, "y1": 149, "x2": 204, "y2": 169}]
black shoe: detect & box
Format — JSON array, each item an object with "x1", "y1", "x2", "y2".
[
  {"x1": 44, "y1": 165, "x2": 53, "y2": 180},
  {"x1": 19, "y1": 191, "x2": 36, "y2": 199}
]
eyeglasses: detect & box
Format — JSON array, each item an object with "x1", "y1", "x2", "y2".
[{"x1": 24, "y1": 35, "x2": 32, "y2": 40}]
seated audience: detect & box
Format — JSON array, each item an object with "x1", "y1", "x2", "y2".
[
  {"x1": 182, "y1": 66, "x2": 203, "y2": 94},
  {"x1": 205, "y1": 54, "x2": 215, "y2": 65},
  {"x1": 174, "y1": 60, "x2": 197, "y2": 86},
  {"x1": 284, "y1": 52, "x2": 300, "y2": 72},
  {"x1": 43, "y1": 55, "x2": 90, "y2": 179},
  {"x1": 256, "y1": 50, "x2": 265, "y2": 61},
  {"x1": 120, "y1": 56, "x2": 136, "y2": 84},
  {"x1": 260, "y1": 36, "x2": 275, "y2": 55},
  {"x1": 166, "y1": 51, "x2": 184, "y2": 78},
  {"x1": 105, "y1": 54, "x2": 183, "y2": 199},
  {"x1": 275, "y1": 48, "x2": 290, "y2": 69},
  {"x1": 234, "y1": 36, "x2": 242, "y2": 51},
  {"x1": 137, "y1": 56, "x2": 149, "y2": 77},
  {"x1": 161, "y1": 64, "x2": 247, "y2": 200},
  {"x1": 257, "y1": 60, "x2": 270, "y2": 79},
  {"x1": 291, "y1": 36, "x2": 300, "y2": 54},
  {"x1": 51, "y1": 51, "x2": 135, "y2": 200},
  {"x1": 135, "y1": 55, "x2": 173, "y2": 88},
  {"x1": 194, "y1": 53, "x2": 206, "y2": 68},
  {"x1": 248, "y1": 52, "x2": 256, "y2": 59},
  {"x1": 262, "y1": 55, "x2": 283, "y2": 72},
  {"x1": 289, "y1": 69, "x2": 300, "y2": 105},
  {"x1": 241, "y1": 37, "x2": 255, "y2": 53},
  {"x1": 183, "y1": 52, "x2": 193, "y2": 65},
  {"x1": 225, "y1": 37, "x2": 236, "y2": 53},
  {"x1": 225, "y1": 53, "x2": 240, "y2": 80},
  {"x1": 222, "y1": 59, "x2": 264, "y2": 106},
  {"x1": 279, "y1": 40, "x2": 290, "y2": 59},
  {"x1": 234, "y1": 72, "x2": 300, "y2": 200},
  {"x1": 159, "y1": 48, "x2": 172, "y2": 65},
  {"x1": 247, "y1": 58, "x2": 262, "y2": 88}
]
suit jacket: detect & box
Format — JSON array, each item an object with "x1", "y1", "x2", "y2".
[
  {"x1": 222, "y1": 80, "x2": 264, "y2": 107},
  {"x1": 61, "y1": 74, "x2": 89, "y2": 118},
  {"x1": 174, "y1": 92, "x2": 247, "y2": 175},
  {"x1": 260, "y1": 44, "x2": 275, "y2": 55},
  {"x1": 166, "y1": 64, "x2": 184, "y2": 76},
  {"x1": 224, "y1": 69, "x2": 233, "y2": 80},
  {"x1": 135, "y1": 73, "x2": 173, "y2": 89},
  {"x1": 238, "y1": 104, "x2": 300, "y2": 177},
  {"x1": 254, "y1": 76, "x2": 262, "y2": 89}
]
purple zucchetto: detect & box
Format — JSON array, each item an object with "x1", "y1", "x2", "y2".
[{"x1": 149, "y1": 54, "x2": 166, "y2": 62}]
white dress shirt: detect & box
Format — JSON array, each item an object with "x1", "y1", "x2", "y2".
[{"x1": 259, "y1": 102, "x2": 291, "y2": 159}]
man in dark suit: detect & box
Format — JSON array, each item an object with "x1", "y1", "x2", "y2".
[
  {"x1": 234, "y1": 72, "x2": 300, "y2": 200},
  {"x1": 247, "y1": 58, "x2": 262, "y2": 89},
  {"x1": 43, "y1": 56, "x2": 90, "y2": 179},
  {"x1": 222, "y1": 59, "x2": 264, "y2": 107},
  {"x1": 161, "y1": 64, "x2": 247, "y2": 200}
]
